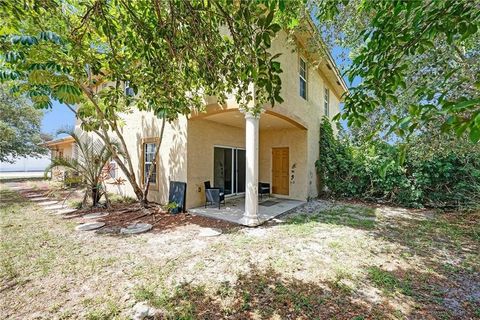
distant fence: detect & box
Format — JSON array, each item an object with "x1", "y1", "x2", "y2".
[{"x1": 0, "y1": 155, "x2": 51, "y2": 173}]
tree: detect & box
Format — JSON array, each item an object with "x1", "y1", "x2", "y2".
[
  {"x1": 316, "y1": 0, "x2": 480, "y2": 143},
  {"x1": 1, "y1": 0, "x2": 302, "y2": 205},
  {"x1": 45, "y1": 129, "x2": 116, "y2": 208},
  {"x1": 0, "y1": 84, "x2": 47, "y2": 162}
]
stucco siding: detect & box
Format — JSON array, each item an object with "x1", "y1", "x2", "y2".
[
  {"x1": 186, "y1": 119, "x2": 245, "y2": 208},
  {"x1": 78, "y1": 29, "x2": 344, "y2": 205},
  {"x1": 259, "y1": 128, "x2": 308, "y2": 200},
  {"x1": 264, "y1": 31, "x2": 342, "y2": 198},
  {"x1": 103, "y1": 110, "x2": 188, "y2": 204}
]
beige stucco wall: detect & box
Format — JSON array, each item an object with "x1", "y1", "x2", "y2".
[
  {"x1": 50, "y1": 142, "x2": 74, "y2": 159},
  {"x1": 262, "y1": 30, "x2": 342, "y2": 199},
  {"x1": 186, "y1": 119, "x2": 245, "y2": 208},
  {"x1": 78, "y1": 29, "x2": 344, "y2": 205},
  {"x1": 48, "y1": 140, "x2": 75, "y2": 181},
  {"x1": 259, "y1": 128, "x2": 308, "y2": 200},
  {"x1": 186, "y1": 118, "x2": 308, "y2": 208},
  {"x1": 101, "y1": 110, "x2": 188, "y2": 204}
]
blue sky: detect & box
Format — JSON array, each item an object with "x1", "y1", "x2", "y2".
[{"x1": 41, "y1": 100, "x2": 76, "y2": 137}]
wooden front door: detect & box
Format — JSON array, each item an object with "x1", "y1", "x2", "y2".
[{"x1": 272, "y1": 147, "x2": 289, "y2": 195}]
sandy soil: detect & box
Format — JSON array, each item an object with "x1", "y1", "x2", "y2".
[{"x1": 1, "y1": 181, "x2": 478, "y2": 319}]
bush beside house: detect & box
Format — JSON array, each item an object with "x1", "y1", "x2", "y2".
[{"x1": 317, "y1": 118, "x2": 480, "y2": 210}]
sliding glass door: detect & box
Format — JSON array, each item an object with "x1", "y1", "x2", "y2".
[{"x1": 214, "y1": 146, "x2": 246, "y2": 195}]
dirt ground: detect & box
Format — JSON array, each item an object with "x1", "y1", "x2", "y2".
[{"x1": 1, "y1": 181, "x2": 479, "y2": 319}]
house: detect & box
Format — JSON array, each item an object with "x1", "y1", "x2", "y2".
[
  {"x1": 80, "y1": 21, "x2": 347, "y2": 225},
  {"x1": 44, "y1": 136, "x2": 76, "y2": 180}
]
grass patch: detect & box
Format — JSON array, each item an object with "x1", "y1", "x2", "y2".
[
  {"x1": 85, "y1": 299, "x2": 121, "y2": 320},
  {"x1": 284, "y1": 205, "x2": 376, "y2": 232},
  {"x1": 367, "y1": 266, "x2": 413, "y2": 296},
  {"x1": 133, "y1": 283, "x2": 208, "y2": 319},
  {"x1": 67, "y1": 199, "x2": 84, "y2": 209},
  {"x1": 108, "y1": 193, "x2": 136, "y2": 205}
]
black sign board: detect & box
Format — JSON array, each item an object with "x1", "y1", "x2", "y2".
[{"x1": 168, "y1": 181, "x2": 187, "y2": 213}]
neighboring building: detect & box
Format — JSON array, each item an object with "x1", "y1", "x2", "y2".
[
  {"x1": 44, "y1": 136, "x2": 76, "y2": 180},
  {"x1": 78, "y1": 21, "x2": 348, "y2": 225}
]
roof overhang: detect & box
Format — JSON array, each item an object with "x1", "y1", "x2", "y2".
[{"x1": 43, "y1": 136, "x2": 75, "y2": 148}]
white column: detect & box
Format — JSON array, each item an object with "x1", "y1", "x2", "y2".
[{"x1": 242, "y1": 111, "x2": 260, "y2": 226}]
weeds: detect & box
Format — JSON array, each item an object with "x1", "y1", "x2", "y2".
[
  {"x1": 85, "y1": 300, "x2": 121, "y2": 320},
  {"x1": 367, "y1": 267, "x2": 413, "y2": 296},
  {"x1": 284, "y1": 205, "x2": 376, "y2": 232}
]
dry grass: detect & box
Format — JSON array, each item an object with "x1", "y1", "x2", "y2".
[{"x1": 1, "y1": 182, "x2": 479, "y2": 319}]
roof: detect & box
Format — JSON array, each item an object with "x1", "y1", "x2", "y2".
[{"x1": 43, "y1": 136, "x2": 75, "y2": 148}]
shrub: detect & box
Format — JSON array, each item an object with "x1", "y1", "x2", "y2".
[{"x1": 316, "y1": 118, "x2": 480, "y2": 210}]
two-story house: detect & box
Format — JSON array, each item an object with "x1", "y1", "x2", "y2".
[{"x1": 88, "y1": 19, "x2": 347, "y2": 225}]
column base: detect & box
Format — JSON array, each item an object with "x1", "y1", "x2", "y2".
[{"x1": 240, "y1": 214, "x2": 261, "y2": 227}]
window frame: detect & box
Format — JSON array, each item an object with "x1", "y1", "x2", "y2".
[
  {"x1": 324, "y1": 87, "x2": 330, "y2": 117},
  {"x1": 299, "y1": 56, "x2": 308, "y2": 100},
  {"x1": 141, "y1": 137, "x2": 160, "y2": 189}
]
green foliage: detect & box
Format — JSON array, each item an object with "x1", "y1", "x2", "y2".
[
  {"x1": 316, "y1": 118, "x2": 480, "y2": 210},
  {"x1": 0, "y1": 0, "x2": 301, "y2": 117},
  {"x1": 316, "y1": 0, "x2": 480, "y2": 143},
  {"x1": 367, "y1": 267, "x2": 413, "y2": 296},
  {"x1": 107, "y1": 193, "x2": 136, "y2": 205},
  {"x1": 45, "y1": 129, "x2": 116, "y2": 207},
  {"x1": 0, "y1": 84, "x2": 48, "y2": 162},
  {"x1": 0, "y1": 0, "x2": 303, "y2": 203}
]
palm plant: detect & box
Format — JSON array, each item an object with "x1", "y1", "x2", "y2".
[{"x1": 45, "y1": 129, "x2": 119, "y2": 208}]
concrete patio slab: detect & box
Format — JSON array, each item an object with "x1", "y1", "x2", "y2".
[{"x1": 188, "y1": 196, "x2": 305, "y2": 227}]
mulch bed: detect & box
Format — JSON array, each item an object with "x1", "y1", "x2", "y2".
[
  {"x1": 10, "y1": 180, "x2": 239, "y2": 234},
  {"x1": 71, "y1": 203, "x2": 239, "y2": 234}
]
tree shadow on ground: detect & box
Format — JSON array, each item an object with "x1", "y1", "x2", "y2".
[
  {"x1": 0, "y1": 188, "x2": 33, "y2": 209},
  {"x1": 368, "y1": 209, "x2": 480, "y2": 318},
  {"x1": 365, "y1": 265, "x2": 480, "y2": 319},
  {"x1": 137, "y1": 265, "x2": 396, "y2": 319},
  {"x1": 139, "y1": 263, "x2": 480, "y2": 319},
  {"x1": 273, "y1": 202, "x2": 480, "y2": 318}
]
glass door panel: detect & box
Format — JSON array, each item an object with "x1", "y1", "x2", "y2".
[
  {"x1": 214, "y1": 147, "x2": 246, "y2": 195},
  {"x1": 213, "y1": 147, "x2": 232, "y2": 195},
  {"x1": 236, "y1": 149, "x2": 246, "y2": 193}
]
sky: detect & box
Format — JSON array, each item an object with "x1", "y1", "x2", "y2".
[{"x1": 41, "y1": 100, "x2": 76, "y2": 137}]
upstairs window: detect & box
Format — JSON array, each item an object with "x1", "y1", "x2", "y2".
[
  {"x1": 299, "y1": 57, "x2": 307, "y2": 100},
  {"x1": 143, "y1": 142, "x2": 157, "y2": 185},
  {"x1": 324, "y1": 88, "x2": 330, "y2": 116}
]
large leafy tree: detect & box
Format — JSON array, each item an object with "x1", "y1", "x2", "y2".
[
  {"x1": 0, "y1": 84, "x2": 47, "y2": 162},
  {"x1": 316, "y1": 0, "x2": 480, "y2": 143},
  {"x1": 1, "y1": 0, "x2": 301, "y2": 205}
]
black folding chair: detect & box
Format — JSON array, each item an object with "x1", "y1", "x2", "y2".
[
  {"x1": 259, "y1": 182, "x2": 271, "y2": 199},
  {"x1": 204, "y1": 181, "x2": 225, "y2": 209}
]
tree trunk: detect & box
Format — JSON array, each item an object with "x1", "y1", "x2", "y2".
[{"x1": 91, "y1": 185, "x2": 101, "y2": 207}]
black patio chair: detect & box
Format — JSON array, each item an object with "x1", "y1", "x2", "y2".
[
  {"x1": 204, "y1": 181, "x2": 225, "y2": 209},
  {"x1": 259, "y1": 182, "x2": 271, "y2": 199}
]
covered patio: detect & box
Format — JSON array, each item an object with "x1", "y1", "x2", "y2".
[
  {"x1": 186, "y1": 104, "x2": 309, "y2": 227},
  {"x1": 188, "y1": 196, "x2": 305, "y2": 226}
]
